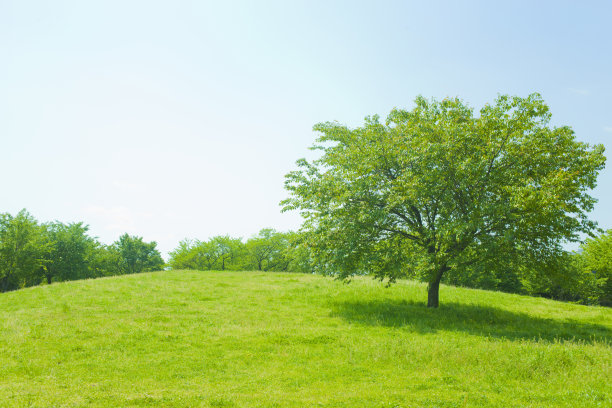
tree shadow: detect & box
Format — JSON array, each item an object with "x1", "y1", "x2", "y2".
[{"x1": 330, "y1": 299, "x2": 611, "y2": 344}]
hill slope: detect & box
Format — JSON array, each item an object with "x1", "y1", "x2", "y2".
[{"x1": 0, "y1": 270, "x2": 610, "y2": 407}]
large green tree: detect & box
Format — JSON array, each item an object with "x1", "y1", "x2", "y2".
[{"x1": 282, "y1": 94, "x2": 606, "y2": 307}]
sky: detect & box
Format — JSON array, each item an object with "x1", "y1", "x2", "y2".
[{"x1": 1, "y1": 0, "x2": 611, "y2": 256}]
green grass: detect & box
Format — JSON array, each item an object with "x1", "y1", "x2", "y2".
[{"x1": 1, "y1": 271, "x2": 610, "y2": 408}]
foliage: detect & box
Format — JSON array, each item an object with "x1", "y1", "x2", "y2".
[
  {"x1": 112, "y1": 233, "x2": 164, "y2": 274},
  {"x1": 0, "y1": 210, "x2": 51, "y2": 291},
  {"x1": 168, "y1": 236, "x2": 245, "y2": 271},
  {"x1": 88, "y1": 243, "x2": 123, "y2": 278},
  {"x1": 577, "y1": 230, "x2": 612, "y2": 306},
  {"x1": 210, "y1": 235, "x2": 246, "y2": 271},
  {"x1": 283, "y1": 94, "x2": 606, "y2": 307},
  {"x1": 0, "y1": 210, "x2": 166, "y2": 292},
  {"x1": 245, "y1": 229, "x2": 291, "y2": 271},
  {"x1": 44, "y1": 222, "x2": 97, "y2": 283},
  {"x1": 0, "y1": 271, "x2": 610, "y2": 407},
  {"x1": 443, "y1": 255, "x2": 524, "y2": 294},
  {"x1": 167, "y1": 239, "x2": 201, "y2": 270},
  {"x1": 168, "y1": 230, "x2": 312, "y2": 273},
  {"x1": 284, "y1": 231, "x2": 315, "y2": 273}
]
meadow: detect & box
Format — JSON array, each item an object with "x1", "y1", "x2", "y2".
[{"x1": 0, "y1": 270, "x2": 610, "y2": 407}]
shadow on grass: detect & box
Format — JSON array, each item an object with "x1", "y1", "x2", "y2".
[{"x1": 331, "y1": 299, "x2": 611, "y2": 344}]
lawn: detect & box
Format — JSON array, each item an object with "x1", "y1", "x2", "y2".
[{"x1": 0, "y1": 270, "x2": 610, "y2": 407}]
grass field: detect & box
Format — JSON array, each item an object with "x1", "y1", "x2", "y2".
[{"x1": 0, "y1": 270, "x2": 610, "y2": 407}]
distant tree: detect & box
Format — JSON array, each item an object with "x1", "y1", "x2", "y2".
[
  {"x1": 245, "y1": 229, "x2": 291, "y2": 271},
  {"x1": 0, "y1": 210, "x2": 51, "y2": 291},
  {"x1": 112, "y1": 234, "x2": 164, "y2": 274},
  {"x1": 179, "y1": 240, "x2": 222, "y2": 270},
  {"x1": 444, "y1": 255, "x2": 523, "y2": 294},
  {"x1": 44, "y1": 222, "x2": 96, "y2": 283},
  {"x1": 210, "y1": 236, "x2": 245, "y2": 271},
  {"x1": 195, "y1": 240, "x2": 222, "y2": 270},
  {"x1": 283, "y1": 94, "x2": 606, "y2": 307},
  {"x1": 515, "y1": 251, "x2": 581, "y2": 301},
  {"x1": 169, "y1": 230, "x2": 314, "y2": 273},
  {"x1": 88, "y1": 243, "x2": 122, "y2": 277},
  {"x1": 578, "y1": 230, "x2": 612, "y2": 306},
  {"x1": 169, "y1": 236, "x2": 245, "y2": 271},
  {"x1": 168, "y1": 239, "x2": 198, "y2": 270}
]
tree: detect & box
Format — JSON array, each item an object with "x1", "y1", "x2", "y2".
[
  {"x1": 245, "y1": 229, "x2": 291, "y2": 271},
  {"x1": 168, "y1": 236, "x2": 245, "y2": 271},
  {"x1": 577, "y1": 230, "x2": 612, "y2": 306},
  {"x1": 0, "y1": 210, "x2": 51, "y2": 292},
  {"x1": 210, "y1": 236, "x2": 245, "y2": 271},
  {"x1": 282, "y1": 94, "x2": 606, "y2": 307},
  {"x1": 45, "y1": 222, "x2": 96, "y2": 283},
  {"x1": 168, "y1": 239, "x2": 219, "y2": 270},
  {"x1": 89, "y1": 242, "x2": 123, "y2": 277},
  {"x1": 284, "y1": 231, "x2": 315, "y2": 273},
  {"x1": 112, "y1": 233, "x2": 164, "y2": 274},
  {"x1": 168, "y1": 239, "x2": 200, "y2": 270}
]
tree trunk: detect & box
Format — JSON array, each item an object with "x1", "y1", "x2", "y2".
[
  {"x1": 427, "y1": 264, "x2": 448, "y2": 308},
  {"x1": 427, "y1": 278, "x2": 441, "y2": 308}
]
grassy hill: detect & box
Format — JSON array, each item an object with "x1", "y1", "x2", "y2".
[{"x1": 0, "y1": 271, "x2": 610, "y2": 408}]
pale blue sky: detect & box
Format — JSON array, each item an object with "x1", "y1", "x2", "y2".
[{"x1": 2, "y1": 0, "x2": 611, "y2": 255}]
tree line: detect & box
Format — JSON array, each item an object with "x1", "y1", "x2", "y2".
[
  {"x1": 0, "y1": 210, "x2": 313, "y2": 293},
  {"x1": 436, "y1": 229, "x2": 611, "y2": 306},
  {"x1": 168, "y1": 228, "x2": 312, "y2": 273},
  {"x1": 171, "y1": 225, "x2": 611, "y2": 306},
  {"x1": 1, "y1": 208, "x2": 609, "y2": 306},
  {"x1": 0, "y1": 210, "x2": 164, "y2": 292}
]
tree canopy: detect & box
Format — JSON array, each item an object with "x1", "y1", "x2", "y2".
[
  {"x1": 578, "y1": 230, "x2": 612, "y2": 306},
  {"x1": 0, "y1": 210, "x2": 51, "y2": 292},
  {"x1": 282, "y1": 94, "x2": 606, "y2": 307},
  {"x1": 113, "y1": 233, "x2": 165, "y2": 275},
  {"x1": 0, "y1": 209, "x2": 167, "y2": 292},
  {"x1": 168, "y1": 229, "x2": 310, "y2": 273},
  {"x1": 45, "y1": 222, "x2": 96, "y2": 284}
]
